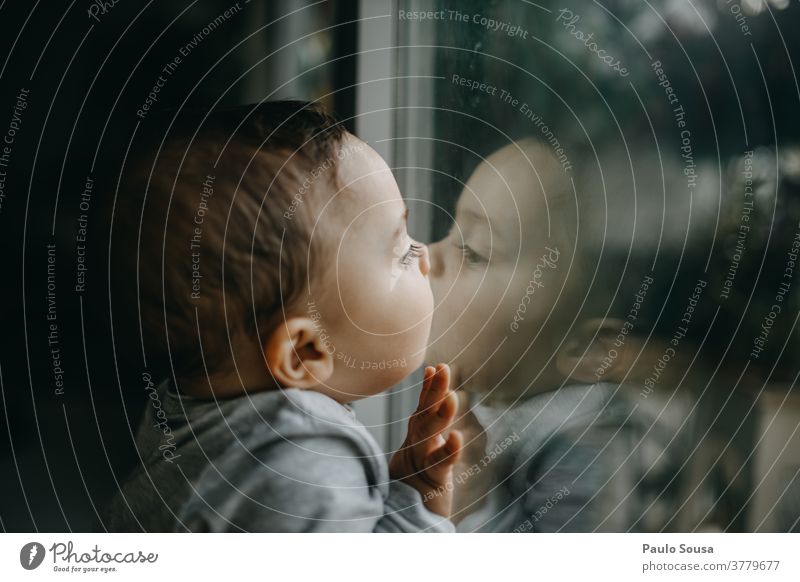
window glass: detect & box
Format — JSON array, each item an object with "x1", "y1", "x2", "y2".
[{"x1": 395, "y1": 0, "x2": 800, "y2": 532}]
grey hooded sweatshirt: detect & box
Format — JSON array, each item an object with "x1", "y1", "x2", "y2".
[{"x1": 105, "y1": 380, "x2": 452, "y2": 533}]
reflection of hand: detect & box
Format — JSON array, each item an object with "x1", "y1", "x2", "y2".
[
  {"x1": 451, "y1": 397, "x2": 490, "y2": 525},
  {"x1": 389, "y1": 364, "x2": 463, "y2": 518}
]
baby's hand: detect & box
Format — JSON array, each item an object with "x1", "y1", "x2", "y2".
[{"x1": 389, "y1": 364, "x2": 463, "y2": 518}]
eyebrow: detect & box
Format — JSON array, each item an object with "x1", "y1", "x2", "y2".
[
  {"x1": 457, "y1": 206, "x2": 507, "y2": 247},
  {"x1": 459, "y1": 207, "x2": 491, "y2": 227}
]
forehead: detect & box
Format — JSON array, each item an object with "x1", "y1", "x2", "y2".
[
  {"x1": 336, "y1": 136, "x2": 390, "y2": 188},
  {"x1": 456, "y1": 142, "x2": 553, "y2": 238},
  {"x1": 322, "y1": 136, "x2": 405, "y2": 224}
]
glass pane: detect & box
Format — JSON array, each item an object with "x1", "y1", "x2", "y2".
[{"x1": 396, "y1": 0, "x2": 800, "y2": 532}]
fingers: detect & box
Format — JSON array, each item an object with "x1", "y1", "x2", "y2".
[
  {"x1": 394, "y1": 365, "x2": 459, "y2": 485},
  {"x1": 403, "y1": 363, "x2": 457, "y2": 465},
  {"x1": 417, "y1": 389, "x2": 458, "y2": 441},
  {"x1": 419, "y1": 363, "x2": 450, "y2": 412},
  {"x1": 425, "y1": 429, "x2": 463, "y2": 476},
  {"x1": 449, "y1": 363, "x2": 463, "y2": 391},
  {"x1": 417, "y1": 366, "x2": 435, "y2": 411},
  {"x1": 412, "y1": 366, "x2": 457, "y2": 447}
]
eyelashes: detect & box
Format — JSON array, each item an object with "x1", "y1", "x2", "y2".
[
  {"x1": 455, "y1": 242, "x2": 487, "y2": 266},
  {"x1": 399, "y1": 242, "x2": 424, "y2": 267}
]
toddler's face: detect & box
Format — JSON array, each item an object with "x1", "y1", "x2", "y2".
[
  {"x1": 308, "y1": 137, "x2": 433, "y2": 402},
  {"x1": 427, "y1": 142, "x2": 567, "y2": 399}
]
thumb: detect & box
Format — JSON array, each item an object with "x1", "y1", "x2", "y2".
[{"x1": 426, "y1": 429, "x2": 463, "y2": 471}]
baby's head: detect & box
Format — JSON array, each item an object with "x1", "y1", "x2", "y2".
[
  {"x1": 116, "y1": 101, "x2": 431, "y2": 402},
  {"x1": 427, "y1": 138, "x2": 576, "y2": 400}
]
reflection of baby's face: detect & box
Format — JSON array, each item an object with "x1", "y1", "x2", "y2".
[{"x1": 427, "y1": 141, "x2": 569, "y2": 395}]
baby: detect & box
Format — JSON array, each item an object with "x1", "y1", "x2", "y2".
[
  {"x1": 105, "y1": 101, "x2": 461, "y2": 532},
  {"x1": 426, "y1": 139, "x2": 722, "y2": 532}
]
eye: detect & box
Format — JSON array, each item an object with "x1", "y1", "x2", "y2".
[
  {"x1": 399, "y1": 242, "x2": 424, "y2": 268},
  {"x1": 454, "y1": 242, "x2": 487, "y2": 266}
]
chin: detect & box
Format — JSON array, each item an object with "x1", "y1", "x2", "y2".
[
  {"x1": 405, "y1": 351, "x2": 426, "y2": 374},
  {"x1": 361, "y1": 357, "x2": 421, "y2": 393}
]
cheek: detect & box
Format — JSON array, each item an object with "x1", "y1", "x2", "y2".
[
  {"x1": 380, "y1": 272, "x2": 433, "y2": 369},
  {"x1": 390, "y1": 269, "x2": 434, "y2": 333},
  {"x1": 508, "y1": 266, "x2": 562, "y2": 326},
  {"x1": 434, "y1": 266, "x2": 508, "y2": 328},
  {"x1": 339, "y1": 264, "x2": 432, "y2": 338},
  {"x1": 334, "y1": 272, "x2": 432, "y2": 378},
  {"x1": 430, "y1": 269, "x2": 514, "y2": 367},
  {"x1": 431, "y1": 251, "x2": 473, "y2": 316}
]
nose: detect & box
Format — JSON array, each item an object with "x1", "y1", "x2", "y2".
[
  {"x1": 428, "y1": 240, "x2": 443, "y2": 279},
  {"x1": 418, "y1": 242, "x2": 431, "y2": 277}
]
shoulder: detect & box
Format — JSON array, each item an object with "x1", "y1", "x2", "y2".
[
  {"x1": 203, "y1": 388, "x2": 381, "y2": 471},
  {"x1": 222, "y1": 388, "x2": 363, "y2": 437},
  {"x1": 178, "y1": 390, "x2": 389, "y2": 531},
  {"x1": 501, "y1": 384, "x2": 635, "y2": 481}
]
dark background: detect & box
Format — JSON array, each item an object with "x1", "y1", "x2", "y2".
[{"x1": 0, "y1": 0, "x2": 357, "y2": 532}]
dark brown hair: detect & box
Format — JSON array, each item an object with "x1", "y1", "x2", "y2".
[{"x1": 112, "y1": 101, "x2": 347, "y2": 381}]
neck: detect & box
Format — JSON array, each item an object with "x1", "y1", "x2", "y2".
[{"x1": 176, "y1": 344, "x2": 280, "y2": 399}]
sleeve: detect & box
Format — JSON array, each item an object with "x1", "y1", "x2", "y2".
[
  {"x1": 176, "y1": 434, "x2": 452, "y2": 532},
  {"x1": 379, "y1": 480, "x2": 454, "y2": 533},
  {"x1": 514, "y1": 423, "x2": 637, "y2": 533}
]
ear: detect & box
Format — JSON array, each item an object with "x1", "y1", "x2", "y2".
[
  {"x1": 264, "y1": 317, "x2": 335, "y2": 389},
  {"x1": 555, "y1": 318, "x2": 628, "y2": 383}
]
